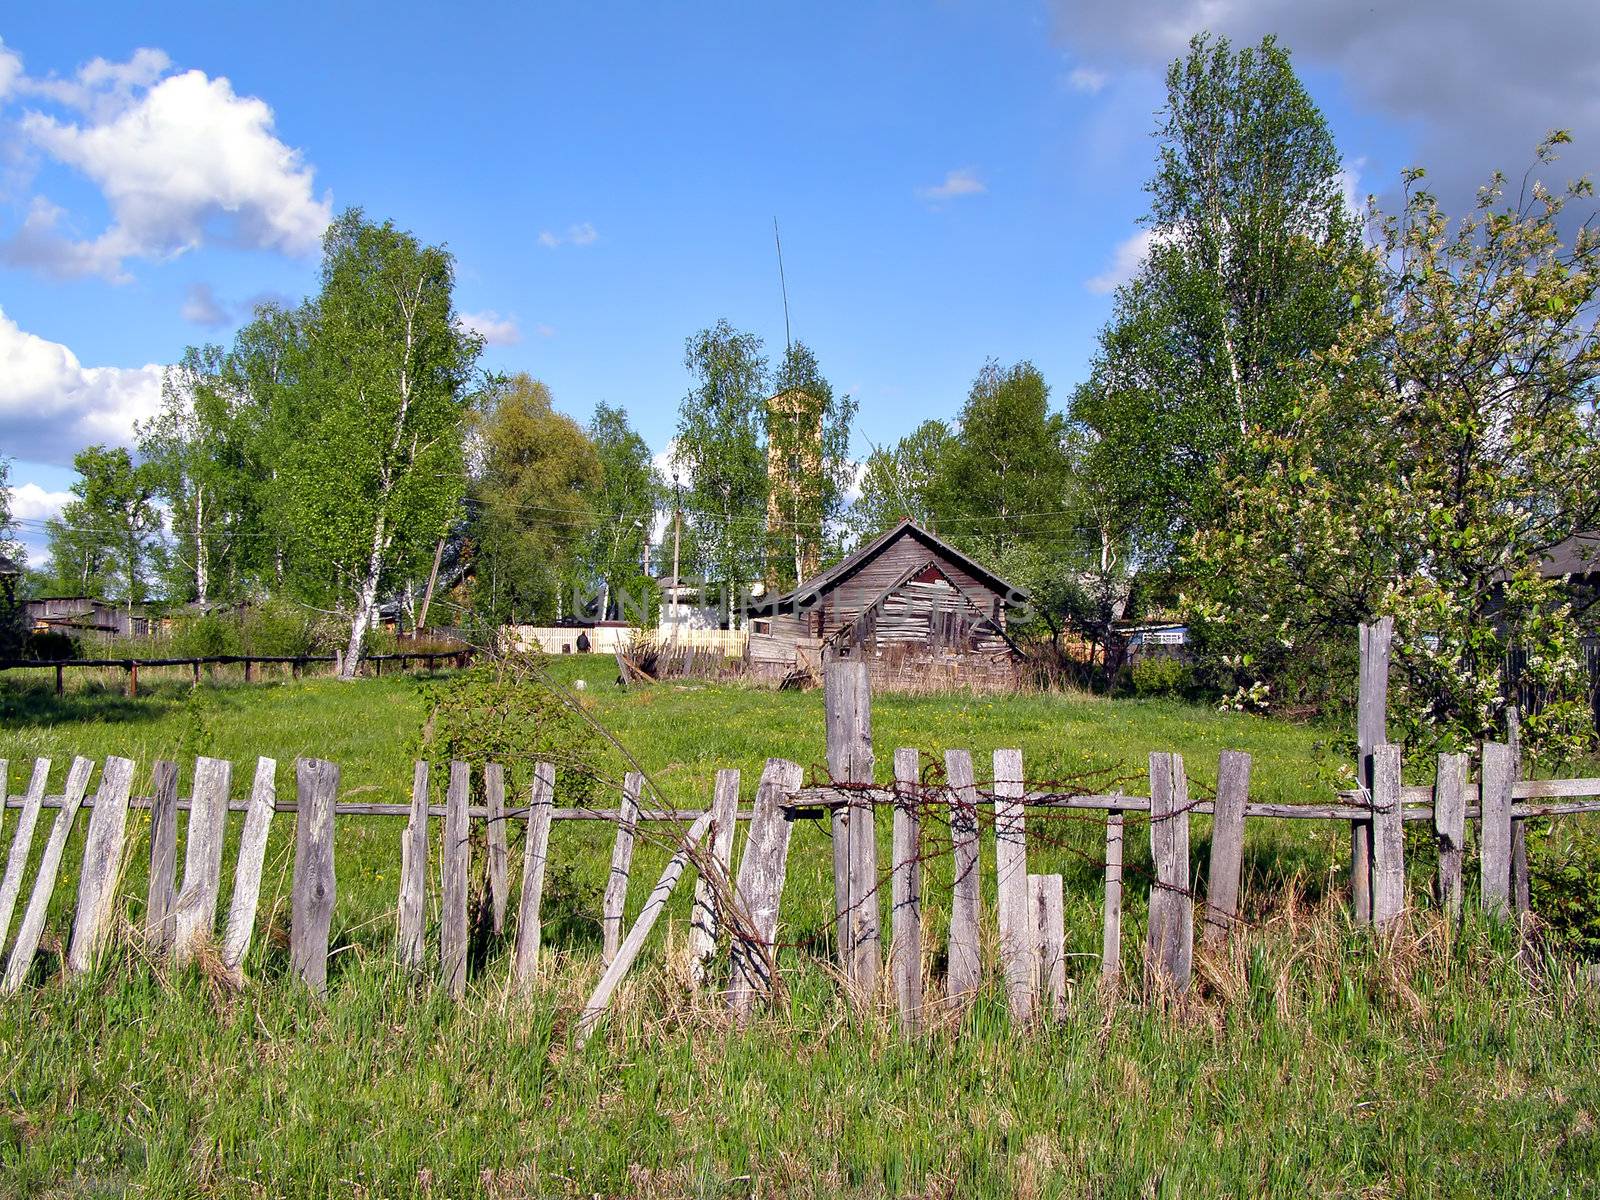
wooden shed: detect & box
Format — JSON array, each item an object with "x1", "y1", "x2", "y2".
[{"x1": 746, "y1": 518, "x2": 1025, "y2": 685}]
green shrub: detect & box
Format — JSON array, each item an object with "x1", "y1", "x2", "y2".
[
  {"x1": 170, "y1": 612, "x2": 240, "y2": 658},
  {"x1": 23, "y1": 630, "x2": 79, "y2": 661},
  {"x1": 1130, "y1": 654, "x2": 1193, "y2": 699},
  {"x1": 1529, "y1": 824, "x2": 1600, "y2": 959},
  {"x1": 240, "y1": 598, "x2": 319, "y2": 657}
]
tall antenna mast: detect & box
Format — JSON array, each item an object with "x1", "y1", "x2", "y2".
[{"x1": 773, "y1": 217, "x2": 792, "y2": 353}]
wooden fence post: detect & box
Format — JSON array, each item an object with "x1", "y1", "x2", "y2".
[
  {"x1": 825, "y1": 659, "x2": 878, "y2": 999},
  {"x1": 1433, "y1": 752, "x2": 1468, "y2": 920},
  {"x1": 1145, "y1": 752, "x2": 1193, "y2": 994},
  {"x1": 511, "y1": 762, "x2": 556, "y2": 986},
  {"x1": 2, "y1": 757, "x2": 94, "y2": 992},
  {"x1": 67, "y1": 756, "x2": 137, "y2": 975},
  {"x1": 890, "y1": 748, "x2": 924, "y2": 1032},
  {"x1": 602, "y1": 772, "x2": 643, "y2": 965},
  {"x1": 727, "y1": 759, "x2": 804, "y2": 1023},
  {"x1": 993, "y1": 748, "x2": 1033, "y2": 1023},
  {"x1": 1030, "y1": 873, "x2": 1065, "y2": 1021},
  {"x1": 0, "y1": 758, "x2": 51, "y2": 955},
  {"x1": 688, "y1": 768, "x2": 740, "y2": 987},
  {"x1": 944, "y1": 748, "x2": 982, "y2": 1011},
  {"x1": 55, "y1": 663, "x2": 64, "y2": 696},
  {"x1": 290, "y1": 758, "x2": 338, "y2": 995},
  {"x1": 397, "y1": 761, "x2": 429, "y2": 971},
  {"x1": 146, "y1": 760, "x2": 179, "y2": 951},
  {"x1": 1480, "y1": 742, "x2": 1514, "y2": 919},
  {"x1": 1370, "y1": 743, "x2": 1405, "y2": 929},
  {"x1": 484, "y1": 762, "x2": 509, "y2": 936},
  {"x1": 1353, "y1": 618, "x2": 1393, "y2": 925},
  {"x1": 173, "y1": 756, "x2": 233, "y2": 965},
  {"x1": 1102, "y1": 810, "x2": 1124, "y2": 986},
  {"x1": 1203, "y1": 751, "x2": 1251, "y2": 946},
  {"x1": 440, "y1": 761, "x2": 471, "y2": 997},
  {"x1": 220, "y1": 757, "x2": 278, "y2": 976},
  {"x1": 1507, "y1": 707, "x2": 1530, "y2": 916}
]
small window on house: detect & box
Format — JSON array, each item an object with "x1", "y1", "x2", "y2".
[{"x1": 753, "y1": 619, "x2": 771, "y2": 634}]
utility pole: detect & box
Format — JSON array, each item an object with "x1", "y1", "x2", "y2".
[{"x1": 670, "y1": 470, "x2": 683, "y2": 643}]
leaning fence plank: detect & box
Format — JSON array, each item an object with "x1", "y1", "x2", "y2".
[
  {"x1": 145, "y1": 761, "x2": 179, "y2": 951},
  {"x1": 1145, "y1": 752, "x2": 1192, "y2": 994},
  {"x1": 397, "y1": 761, "x2": 429, "y2": 971},
  {"x1": 994, "y1": 748, "x2": 1033, "y2": 1023},
  {"x1": 1353, "y1": 617, "x2": 1393, "y2": 925},
  {"x1": 890, "y1": 748, "x2": 924, "y2": 1031},
  {"x1": 1480, "y1": 742, "x2": 1514, "y2": 919},
  {"x1": 220, "y1": 757, "x2": 277, "y2": 976},
  {"x1": 727, "y1": 759, "x2": 804, "y2": 1022},
  {"x1": 1102, "y1": 810, "x2": 1124, "y2": 985},
  {"x1": 688, "y1": 768, "x2": 740, "y2": 987},
  {"x1": 484, "y1": 762, "x2": 510, "y2": 936},
  {"x1": 1203, "y1": 751, "x2": 1251, "y2": 946},
  {"x1": 1370, "y1": 743, "x2": 1405, "y2": 929},
  {"x1": 511, "y1": 762, "x2": 556, "y2": 986},
  {"x1": 602, "y1": 772, "x2": 643, "y2": 965},
  {"x1": 1030, "y1": 872, "x2": 1065, "y2": 1021},
  {"x1": 0, "y1": 758, "x2": 50, "y2": 956},
  {"x1": 290, "y1": 758, "x2": 338, "y2": 994},
  {"x1": 1506, "y1": 709, "x2": 1530, "y2": 916},
  {"x1": 66, "y1": 756, "x2": 137, "y2": 975},
  {"x1": 945, "y1": 748, "x2": 982, "y2": 1010},
  {"x1": 576, "y1": 809, "x2": 716, "y2": 1047},
  {"x1": 2, "y1": 757, "x2": 94, "y2": 992},
  {"x1": 1433, "y1": 752, "x2": 1468, "y2": 919},
  {"x1": 172, "y1": 757, "x2": 234, "y2": 965},
  {"x1": 440, "y1": 761, "x2": 471, "y2": 997},
  {"x1": 826, "y1": 659, "x2": 878, "y2": 998}
]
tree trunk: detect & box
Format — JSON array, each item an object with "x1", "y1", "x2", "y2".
[
  {"x1": 194, "y1": 485, "x2": 209, "y2": 606},
  {"x1": 342, "y1": 510, "x2": 388, "y2": 680}
]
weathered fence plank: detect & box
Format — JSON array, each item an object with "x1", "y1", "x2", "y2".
[
  {"x1": 688, "y1": 768, "x2": 740, "y2": 987},
  {"x1": 512, "y1": 762, "x2": 556, "y2": 986},
  {"x1": 441, "y1": 761, "x2": 471, "y2": 997},
  {"x1": 484, "y1": 762, "x2": 509, "y2": 936},
  {"x1": 826, "y1": 659, "x2": 878, "y2": 999},
  {"x1": 1370, "y1": 743, "x2": 1405, "y2": 929},
  {"x1": 1433, "y1": 752, "x2": 1468, "y2": 919},
  {"x1": 727, "y1": 759, "x2": 804, "y2": 1022},
  {"x1": 397, "y1": 761, "x2": 429, "y2": 971},
  {"x1": 1480, "y1": 742, "x2": 1515, "y2": 919},
  {"x1": 1506, "y1": 709, "x2": 1530, "y2": 917},
  {"x1": 1203, "y1": 751, "x2": 1251, "y2": 946},
  {"x1": 1353, "y1": 617, "x2": 1393, "y2": 924},
  {"x1": 602, "y1": 771, "x2": 644, "y2": 965},
  {"x1": 290, "y1": 758, "x2": 338, "y2": 994},
  {"x1": 220, "y1": 757, "x2": 277, "y2": 975},
  {"x1": 2, "y1": 757, "x2": 94, "y2": 992},
  {"x1": 0, "y1": 758, "x2": 50, "y2": 956},
  {"x1": 993, "y1": 747, "x2": 1033, "y2": 1023},
  {"x1": 66, "y1": 756, "x2": 137, "y2": 975},
  {"x1": 890, "y1": 747, "x2": 924, "y2": 1031},
  {"x1": 1030, "y1": 872, "x2": 1065, "y2": 1021},
  {"x1": 1102, "y1": 810, "x2": 1124, "y2": 985},
  {"x1": 145, "y1": 760, "x2": 179, "y2": 951},
  {"x1": 576, "y1": 810, "x2": 716, "y2": 1047},
  {"x1": 1145, "y1": 752, "x2": 1192, "y2": 994},
  {"x1": 945, "y1": 748, "x2": 982, "y2": 1010},
  {"x1": 173, "y1": 756, "x2": 234, "y2": 964}
]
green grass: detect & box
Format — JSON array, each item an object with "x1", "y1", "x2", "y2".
[{"x1": 0, "y1": 664, "x2": 1597, "y2": 1197}]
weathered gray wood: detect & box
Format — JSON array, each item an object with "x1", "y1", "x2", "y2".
[
  {"x1": 172, "y1": 756, "x2": 233, "y2": 965},
  {"x1": 66, "y1": 756, "x2": 137, "y2": 975},
  {"x1": 397, "y1": 761, "x2": 429, "y2": 971},
  {"x1": 945, "y1": 748, "x2": 982, "y2": 1009},
  {"x1": 0, "y1": 758, "x2": 50, "y2": 956},
  {"x1": 602, "y1": 771, "x2": 643, "y2": 965},
  {"x1": 1203, "y1": 751, "x2": 1251, "y2": 946},
  {"x1": 145, "y1": 761, "x2": 179, "y2": 951},
  {"x1": 2, "y1": 757, "x2": 94, "y2": 992},
  {"x1": 484, "y1": 762, "x2": 510, "y2": 936},
  {"x1": 1370, "y1": 743, "x2": 1405, "y2": 929},
  {"x1": 1030, "y1": 872, "x2": 1065, "y2": 1021},
  {"x1": 993, "y1": 747, "x2": 1033, "y2": 1023},
  {"x1": 688, "y1": 768, "x2": 740, "y2": 986},
  {"x1": 1353, "y1": 618, "x2": 1393, "y2": 925},
  {"x1": 1102, "y1": 810, "x2": 1124, "y2": 985},
  {"x1": 1433, "y1": 752, "x2": 1468, "y2": 919},
  {"x1": 1145, "y1": 752, "x2": 1193, "y2": 994},
  {"x1": 290, "y1": 758, "x2": 338, "y2": 994},
  {"x1": 1479, "y1": 742, "x2": 1515, "y2": 919},
  {"x1": 1506, "y1": 706, "x2": 1529, "y2": 916},
  {"x1": 220, "y1": 757, "x2": 277, "y2": 975},
  {"x1": 576, "y1": 809, "x2": 715, "y2": 1047},
  {"x1": 511, "y1": 762, "x2": 556, "y2": 986},
  {"x1": 440, "y1": 760, "x2": 471, "y2": 997},
  {"x1": 727, "y1": 759, "x2": 804, "y2": 1022},
  {"x1": 825, "y1": 658, "x2": 877, "y2": 998},
  {"x1": 890, "y1": 748, "x2": 924, "y2": 1031}
]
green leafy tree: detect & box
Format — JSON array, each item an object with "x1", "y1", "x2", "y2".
[
  {"x1": 44, "y1": 445, "x2": 162, "y2": 609},
  {"x1": 765, "y1": 342, "x2": 857, "y2": 589},
  {"x1": 583, "y1": 402, "x2": 660, "y2": 620},
  {"x1": 851, "y1": 419, "x2": 955, "y2": 539}
]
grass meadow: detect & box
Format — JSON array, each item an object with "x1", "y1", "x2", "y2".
[{"x1": 0, "y1": 660, "x2": 1597, "y2": 1197}]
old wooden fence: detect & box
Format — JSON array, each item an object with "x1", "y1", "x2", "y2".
[
  {"x1": 2, "y1": 655, "x2": 1598, "y2": 1042},
  {"x1": 0, "y1": 649, "x2": 472, "y2": 696}
]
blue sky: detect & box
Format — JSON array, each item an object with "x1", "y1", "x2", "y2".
[{"x1": 3, "y1": 1, "x2": 1595, "y2": 565}]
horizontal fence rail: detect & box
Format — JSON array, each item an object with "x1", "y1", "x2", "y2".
[{"x1": 0, "y1": 649, "x2": 472, "y2": 695}]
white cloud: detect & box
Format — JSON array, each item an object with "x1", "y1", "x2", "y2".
[
  {"x1": 0, "y1": 39, "x2": 23, "y2": 100},
  {"x1": 916, "y1": 168, "x2": 987, "y2": 203},
  {"x1": 533, "y1": 323, "x2": 556, "y2": 339},
  {"x1": 0, "y1": 306, "x2": 164, "y2": 464},
  {"x1": 457, "y1": 309, "x2": 522, "y2": 346},
  {"x1": 8, "y1": 480, "x2": 72, "y2": 524},
  {"x1": 1085, "y1": 227, "x2": 1160, "y2": 294},
  {"x1": 1068, "y1": 66, "x2": 1109, "y2": 94},
  {"x1": 3, "y1": 53, "x2": 331, "y2": 280},
  {"x1": 1336, "y1": 156, "x2": 1369, "y2": 220},
  {"x1": 181, "y1": 281, "x2": 230, "y2": 327},
  {"x1": 537, "y1": 222, "x2": 599, "y2": 249}
]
